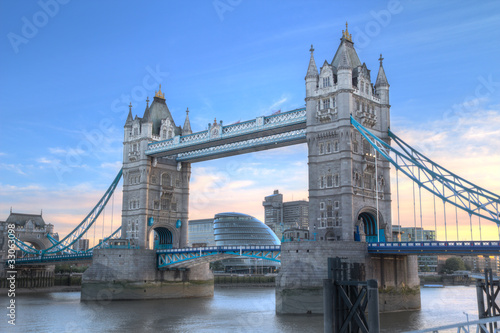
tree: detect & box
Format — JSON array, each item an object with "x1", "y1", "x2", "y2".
[
  {"x1": 444, "y1": 257, "x2": 466, "y2": 273},
  {"x1": 210, "y1": 260, "x2": 225, "y2": 272}
]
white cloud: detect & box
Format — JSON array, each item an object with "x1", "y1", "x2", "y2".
[
  {"x1": 49, "y1": 147, "x2": 86, "y2": 155},
  {"x1": 391, "y1": 105, "x2": 500, "y2": 240},
  {"x1": 0, "y1": 163, "x2": 27, "y2": 175},
  {"x1": 0, "y1": 182, "x2": 123, "y2": 244},
  {"x1": 100, "y1": 161, "x2": 122, "y2": 171},
  {"x1": 37, "y1": 157, "x2": 59, "y2": 164}
]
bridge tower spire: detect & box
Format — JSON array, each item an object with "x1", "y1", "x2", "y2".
[{"x1": 305, "y1": 25, "x2": 392, "y2": 242}]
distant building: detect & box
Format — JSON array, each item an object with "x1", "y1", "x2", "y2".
[
  {"x1": 461, "y1": 255, "x2": 499, "y2": 274},
  {"x1": 0, "y1": 210, "x2": 59, "y2": 259},
  {"x1": 263, "y1": 190, "x2": 308, "y2": 240},
  {"x1": 72, "y1": 239, "x2": 89, "y2": 252},
  {"x1": 393, "y1": 226, "x2": 438, "y2": 272},
  {"x1": 188, "y1": 213, "x2": 281, "y2": 273},
  {"x1": 188, "y1": 218, "x2": 216, "y2": 247},
  {"x1": 392, "y1": 226, "x2": 436, "y2": 242},
  {"x1": 283, "y1": 228, "x2": 310, "y2": 242},
  {"x1": 215, "y1": 212, "x2": 280, "y2": 273}
]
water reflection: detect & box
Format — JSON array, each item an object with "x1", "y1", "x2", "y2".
[{"x1": 0, "y1": 285, "x2": 480, "y2": 333}]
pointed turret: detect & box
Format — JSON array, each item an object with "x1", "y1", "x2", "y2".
[
  {"x1": 306, "y1": 45, "x2": 318, "y2": 79},
  {"x1": 142, "y1": 84, "x2": 178, "y2": 136},
  {"x1": 305, "y1": 45, "x2": 319, "y2": 97},
  {"x1": 182, "y1": 108, "x2": 192, "y2": 135},
  {"x1": 375, "y1": 54, "x2": 390, "y2": 104},
  {"x1": 375, "y1": 54, "x2": 389, "y2": 87},
  {"x1": 125, "y1": 102, "x2": 133, "y2": 127},
  {"x1": 337, "y1": 46, "x2": 352, "y2": 70}
]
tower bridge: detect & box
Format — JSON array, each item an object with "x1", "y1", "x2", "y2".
[{"x1": 7, "y1": 24, "x2": 500, "y2": 314}]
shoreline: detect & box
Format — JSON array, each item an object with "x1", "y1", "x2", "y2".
[{"x1": 0, "y1": 285, "x2": 81, "y2": 295}]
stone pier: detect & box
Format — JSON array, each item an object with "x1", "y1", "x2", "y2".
[
  {"x1": 275, "y1": 241, "x2": 420, "y2": 314},
  {"x1": 81, "y1": 248, "x2": 213, "y2": 301}
]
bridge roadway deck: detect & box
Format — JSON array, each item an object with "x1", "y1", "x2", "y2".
[
  {"x1": 368, "y1": 241, "x2": 500, "y2": 255},
  {"x1": 15, "y1": 253, "x2": 93, "y2": 265},
  {"x1": 157, "y1": 245, "x2": 282, "y2": 269},
  {"x1": 10, "y1": 241, "x2": 500, "y2": 266},
  {"x1": 145, "y1": 108, "x2": 306, "y2": 162}
]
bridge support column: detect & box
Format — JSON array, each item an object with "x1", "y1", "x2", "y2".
[
  {"x1": 81, "y1": 248, "x2": 213, "y2": 301},
  {"x1": 367, "y1": 254, "x2": 421, "y2": 312},
  {"x1": 276, "y1": 242, "x2": 420, "y2": 314}
]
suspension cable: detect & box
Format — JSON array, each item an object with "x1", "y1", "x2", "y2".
[
  {"x1": 412, "y1": 166, "x2": 417, "y2": 241},
  {"x1": 93, "y1": 210, "x2": 97, "y2": 248},
  {"x1": 443, "y1": 201, "x2": 448, "y2": 242},
  {"x1": 111, "y1": 192, "x2": 114, "y2": 235},
  {"x1": 469, "y1": 213, "x2": 473, "y2": 241},
  {"x1": 479, "y1": 208, "x2": 482, "y2": 241},
  {"x1": 433, "y1": 190, "x2": 437, "y2": 240},
  {"x1": 443, "y1": 183, "x2": 447, "y2": 241},
  {"x1": 396, "y1": 165, "x2": 401, "y2": 235},
  {"x1": 455, "y1": 197, "x2": 459, "y2": 241},
  {"x1": 419, "y1": 183, "x2": 423, "y2": 241},
  {"x1": 101, "y1": 205, "x2": 105, "y2": 249}
]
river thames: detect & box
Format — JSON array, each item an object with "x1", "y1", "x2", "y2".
[{"x1": 1, "y1": 285, "x2": 480, "y2": 332}]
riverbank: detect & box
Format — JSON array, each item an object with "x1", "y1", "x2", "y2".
[
  {"x1": 419, "y1": 274, "x2": 473, "y2": 286},
  {"x1": 0, "y1": 285, "x2": 81, "y2": 294}
]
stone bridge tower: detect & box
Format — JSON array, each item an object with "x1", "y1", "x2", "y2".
[
  {"x1": 305, "y1": 24, "x2": 392, "y2": 243},
  {"x1": 122, "y1": 86, "x2": 192, "y2": 249}
]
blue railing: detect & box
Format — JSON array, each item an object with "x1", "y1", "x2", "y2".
[
  {"x1": 368, "y1": 241, "x2": 500, "y2": 254},
  {"x1": 15, "y1": 253, "x2": 93, "y2": 264}
]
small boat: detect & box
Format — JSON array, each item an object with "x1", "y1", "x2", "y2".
[{"x1": 423, "y1": 284, "x2": 444, "y2": 288}]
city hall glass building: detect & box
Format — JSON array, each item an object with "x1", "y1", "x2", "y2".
[
  {"x1": 214, "y1": 212, "x2": 280, "y2": 246},
  {"x1": 213, "y1": 212, "x2": 280, "y2": 273}
]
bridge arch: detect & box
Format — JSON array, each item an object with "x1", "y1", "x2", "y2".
[
  {"x1": 19, "y1": 237, "x2": 47, "y2": 250},
  {"x1": 355, "y1": 208, "x2": 386, "y2": 243},
  {"x1": 148, "y1": 225, "x2": 177, "y2": 250}
]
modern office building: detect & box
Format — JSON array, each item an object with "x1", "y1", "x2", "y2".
[
  {"x1": 263, "y1": 190, "x2": 308, "y2": 240},
  {"x1": 187, "y1": 213, "x2": 281, "y2": 273},
  {"x1": 214, "y1": 212, "x2": 280, "y2": 246},
  {"x1": 213, "y1": 212, "x2": 280, "y2": 273},
  {"x1": 393, "y1": 226, "x2": 438, "y2": 272},
  {"x1": 188, "y1": 218, "x2": 216, "y2": 247},
  {"x1": 72, "y1": 238, "x2": 90, "y2": 252}
]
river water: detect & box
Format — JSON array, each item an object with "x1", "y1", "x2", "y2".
[{"x1": 0, "y1": 285, "x2": 481, "y2": 332}]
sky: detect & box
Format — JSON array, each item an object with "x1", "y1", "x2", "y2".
[{"x1": 1, "y1": 0, "x2": 499, "y2": 242}]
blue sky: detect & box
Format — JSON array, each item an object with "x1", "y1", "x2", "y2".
[{"x1": 1, "y1": 1, "x2": 499, "y2": 241}]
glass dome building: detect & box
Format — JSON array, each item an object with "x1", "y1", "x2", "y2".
[
  {"x1": 213, "y1": 212, "x2": 280, "y2": 274},
  {"x1": 214, "y1": 212, "x2": 280, "y2": 246}
]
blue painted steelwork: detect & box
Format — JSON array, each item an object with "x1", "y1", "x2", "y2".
[
  {"x1": 16, "y1": 253, "x2": 93, "y2": 265},
  {"x1": 12, "y1": 227, "x2": 122, "y2": 265},
  {"x1": 12, "y1": 169, "x2": 123, "y2": 255},
  {"x1": 368, "y1": 241, "x2": 500, "y2": 255},
  {"x1": 350, "y1": 116, "x2": 500, "y2": 225},
  {"x1": 145, "y1": 107, "x2": 306, "y2": 160},
  {"x1": 176, "y1": 129, "x2": 306, "y2": 162},
  {"x1": 157, "y1": 245, "x2": 281, "y2": 269}
]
